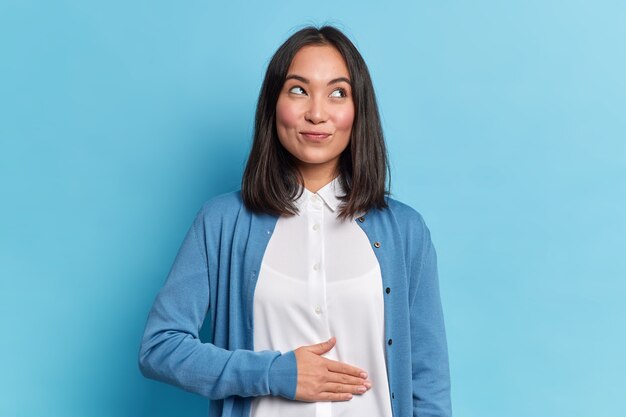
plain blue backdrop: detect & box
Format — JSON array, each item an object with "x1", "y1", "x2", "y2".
[{"x1": 1, "y1": 1, "x2": 625, "y2": 416}]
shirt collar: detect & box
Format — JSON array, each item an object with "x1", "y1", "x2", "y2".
[
  {"x1": 294, "y1": 176, "x2": 346, "y2": 213},
  {"x1": 317, "y1": 176, "x2": 346, "y2": 212}
]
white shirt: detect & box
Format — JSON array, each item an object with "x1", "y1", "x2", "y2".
[{"x1": 251, "y1": 177, "x2": 393, "y2": 417}]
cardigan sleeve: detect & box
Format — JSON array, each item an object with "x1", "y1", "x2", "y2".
[
  {"x1": 409, "y1": 219, "x2": 452, "y2": 417},
  {"x1": 138, "y1": 211, "x2": 297, "y2": 400}
]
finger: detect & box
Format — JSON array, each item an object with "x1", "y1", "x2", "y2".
[
  {"x1": 324, "y1": 382, "x2": 368, "y2": 395},
  {"x1": 325, "y1": 371, "x2": 366, "y2": 387},
  {"x1": 325, "y1": 358, "x2": 367, "y2": 379},
  {"x1": 304, "y1": 337, "x2": 336, "y2": 355},
  {"x1": 318, "y1": 392, "x2": 353, "y2": 402}
]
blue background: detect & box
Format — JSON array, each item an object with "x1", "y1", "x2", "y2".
[{"x1": 1, "y1": 1, "x2": 625, "y2": 416}]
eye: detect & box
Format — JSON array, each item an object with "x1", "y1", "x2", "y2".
[
  {"x1": 288, "y1": 86, "x2": 306, "y2": 95},
  {"x1": 329, "y1": 88, "x2": 347, "y2": 98}
]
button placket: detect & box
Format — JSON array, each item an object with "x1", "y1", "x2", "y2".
[{"x1": 308, "y1": 193, "x2": 326, "y2": 321}]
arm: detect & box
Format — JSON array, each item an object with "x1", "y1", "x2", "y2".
[
  {"x1": 137, "y1": 210, "x2": 367, "y2": 401},
  {"x1": 410, "y1": 223, "x2": 452, "y2": 417},
  {"x1": 138, "y1": 213, "x2": 297, "y2": 400}
]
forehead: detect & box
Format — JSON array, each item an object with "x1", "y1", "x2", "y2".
[{"x1": 287, "y1": 45, "x2": 350, "y2": 79}]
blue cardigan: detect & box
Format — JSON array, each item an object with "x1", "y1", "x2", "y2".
[{"x1": 139, "y1": 191, "x2": 451, "y2": 417}]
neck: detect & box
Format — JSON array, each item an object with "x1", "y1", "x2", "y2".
[{"x1": 298, "y1": 162, "x2": 339, "y2": 193}]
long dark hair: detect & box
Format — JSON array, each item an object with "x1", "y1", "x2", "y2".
[{"x1": 242, "y1": 25, "x2": 389, "y2": 220}]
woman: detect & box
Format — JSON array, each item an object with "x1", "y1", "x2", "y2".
[{"x1": 139, "y1": 26, "x2": 451, "y2": 417}]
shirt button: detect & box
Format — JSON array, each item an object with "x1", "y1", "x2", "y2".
[
  {"x1": 387, "y1": 338, "x2": 393, "y2": 345},
  {"x1": 374, "y1": 242, "x2": 381, "y2": 248},
  {"x1": 311, "y1": 196, "x2": 322, "y2": 208},
  {"x1": 312, "y1": 223, "x2": 320, "y2": 231},
  {"x1": 386, "y1": 287, "x2": 391, "y2": 294},
  {"x1": 313, "y1": 263, "x2": 320, "y2": 271},
  {"x1": 357, "y1": 216, "x2": 365, "y2": 223},
  {"x1": 314, "y1": 306, "x2": 322, "y2": 315}
]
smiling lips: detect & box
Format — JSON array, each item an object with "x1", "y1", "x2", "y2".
[{"x1": 299, "y1": 131, "x2": 333, "y2": 142}]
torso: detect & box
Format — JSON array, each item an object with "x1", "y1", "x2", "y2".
[{"x1": 250, "y1": 179, "x2": 393, "y2": 417}]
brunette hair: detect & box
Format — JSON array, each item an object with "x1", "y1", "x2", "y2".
[{"x1": 242, "y1": 25, "x2": 389, "y2": 219}]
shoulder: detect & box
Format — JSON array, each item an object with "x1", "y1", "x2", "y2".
[
  {"x1": 384, "y1": 197, "x2": 437, "y2": 287},
  {"x1": 187, "y1": 190, "x2": 248, "y2": 237},
  {"x1": 197, "y1": 190, "x2": 245, "y2": 218},
  {"x1": 384, "y1": 196, "x2": 429, "y2": 234},
  {"x1": 376, "y1": 196, "x2": 434, "y2": 262}
]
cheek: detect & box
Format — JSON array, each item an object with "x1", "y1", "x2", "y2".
[
  {"x1": 333, "y1": 107, "x2": 355, "y2": 133},
  {"x1": 275, "y1": 98, "x2": 300, "y2": 130}
]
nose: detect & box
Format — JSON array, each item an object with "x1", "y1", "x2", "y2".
[{"x1": 304, "y1": 96, "x2": 328, "y2": 124}]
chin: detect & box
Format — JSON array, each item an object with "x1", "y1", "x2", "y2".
[{"x1": 294, "y1": 150, "x2": 341, "y2": 165}]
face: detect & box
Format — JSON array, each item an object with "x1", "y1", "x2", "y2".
[{"x1": 275, "y1": 45, "x2": 354, "y2": 180}]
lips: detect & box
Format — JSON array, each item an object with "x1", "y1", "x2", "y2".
[{"x1": 299, "y1": 131, "x2": 332, "y2": 141}]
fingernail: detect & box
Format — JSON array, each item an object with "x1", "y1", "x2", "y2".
[
  {"x1": 356, "y1": 386, "x2": 366, "y2": 394},
  {"x1": 364, "y1": 381, "x2": 372, "y2": 389},
  {"x1": 360, "y1": 372, "x2": 368, "y2": 379}
]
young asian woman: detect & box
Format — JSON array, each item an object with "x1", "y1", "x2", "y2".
[{"x1": 139, "y1": 25, "x2": 452, "y2": 417}]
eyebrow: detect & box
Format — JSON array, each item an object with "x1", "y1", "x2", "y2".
[{"x1": 285, "y1": 74, "x2": 352, "y2": 86}]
